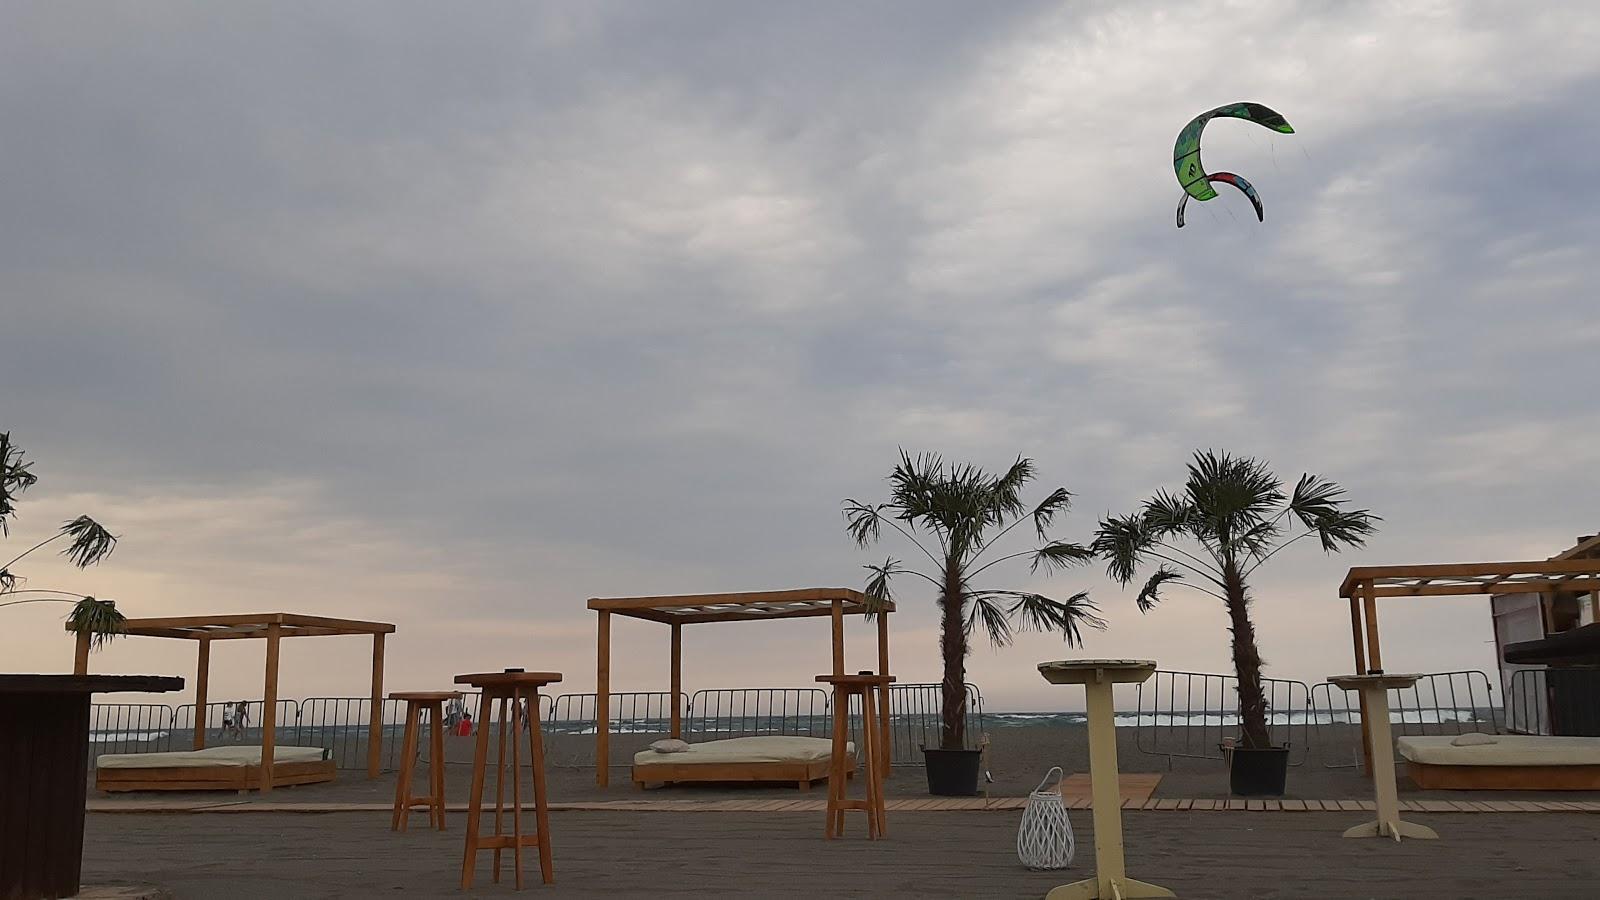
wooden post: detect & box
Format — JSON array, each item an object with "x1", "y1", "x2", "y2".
[
  {"x1": 1348, "y1": 595, "x2": 1368, "y2": 675},
  {"x1": 669, "y1": 622, "x2": 682, "y2": 739},
  {"x1": 876, "y1": 612, "x2": 892, "y2": 779},
  {"x1": 830, "y1": 599, "x2": 844, "y2": 676},
  {"x1": 193, "y1": 638, "x2": 211, "y2": 750},
  {"x1": 1362, "y1": 580, "x2": 1384, "y2": 672},
  {"x1": 72, "y1": 632, "x2": 91, "y2": 675},
  {"x1": 596, "y1": 610, "x2": 611, "y2": 787},
  {"x1": 261, "y1": 622, "x2": 282, "y2": 793},
  {"x1": 1356, "y1": 581, "x2": 1377, "y2": 777},
  {"x1": 368, "y1": 632, "x2": 386, "y2": 779}
]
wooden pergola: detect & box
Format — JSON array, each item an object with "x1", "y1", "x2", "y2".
[
  {"x1": 1340, "y1": 558, "x2": 1600, "y2": 768},
  {"x1": 587, "y1": 588, "x2": 895, "y2": 788},
  {"x1": 70, "y1": 612, "x2": 395, "y2": 791}
]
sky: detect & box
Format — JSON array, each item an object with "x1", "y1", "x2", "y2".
[{"x1": 2, "y1": 1, "x2": 1598, "y2": 712}]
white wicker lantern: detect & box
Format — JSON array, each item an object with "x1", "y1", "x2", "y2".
[{"x1": 1017, "y1": 766, "x2": 1075, "y2": 870}]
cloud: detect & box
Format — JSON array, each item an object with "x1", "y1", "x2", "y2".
[{"x1": 2, "y1": 0, "x2": 1598, "y2": 710}]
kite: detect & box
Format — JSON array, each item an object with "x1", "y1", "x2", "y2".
[
  {"x1": 1173, "y1": 102, "x2": 1293, "y2": 228},
  {"x1": 1176, "y1": 172, "x2": 1263, "y2": 228}
]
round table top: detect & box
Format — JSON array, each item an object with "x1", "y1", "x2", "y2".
[
  {"x1": 388, "y1": 690, "x2": 462, "y2": 702},
  {"x1": 1327, "y1": 673, "x2": 1423, "y2": 690},
  {"x1": 1037, "y1": 659, "x2": 1158, "y2": 685},
  {"x1": 453, "y1": 671, "x2": 563, "y2": 688},
  {"x1": 815, "y1": 673, "x2": 896, "y2": 686}
]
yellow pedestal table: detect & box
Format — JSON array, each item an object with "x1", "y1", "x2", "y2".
[
  {"x1": 1037, "y1": 660, "x2": 1175, "y2": 900},
  {"x1": 1327, "y1": 673, "x2": 1438, "y2": 841}
]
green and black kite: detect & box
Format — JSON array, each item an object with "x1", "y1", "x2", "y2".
[{"x1": 1173, "y1": 102, "x2": 1293, "y2": 228}]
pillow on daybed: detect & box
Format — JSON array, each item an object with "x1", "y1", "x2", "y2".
[
  {"x1": 1451, "y1": 732, "x2": 1498, "y2": 747},
  {"x1": 649, "y1": 739, "x2": 692, "y2": 753}
]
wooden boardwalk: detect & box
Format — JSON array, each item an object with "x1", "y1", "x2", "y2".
[{"x1": 86, "y1": 796, "x2": 1600, "y2": 814}]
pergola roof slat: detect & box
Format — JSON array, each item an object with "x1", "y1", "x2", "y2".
[
  {"x1": 587, "y1": 588, "x2": 890, "y2": 623},
  {"x1": 1341, "y1": 559, "x2": 1600, "y2": 598},
  {"x1": 73, "y1": 612, "x2": 397, "y2": 639}
]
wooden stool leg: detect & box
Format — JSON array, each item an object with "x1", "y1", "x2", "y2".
[
  {"x1": 430, "y1": 701, "x2": 447, "y2": 830},
  {"x1": 826, "y1": 685, "x2": 847, "y2": 839},
  {"x1": 392, "y1": 702, "x2": 420, "y2": 832},
  {"x1": 461, "y1": 693, "x2": 493, "y2": 890},
  {"x1": 510, "y1": 688, "x2": 526, "y2": 890},
  {"x1": 529, "y1": 695, "x2": 555, "y2": 885},
  {"x1": 493, "y1": 696, "x2": 508, "y2": 884},
  {"x1": 864, "y1": 682, "x2": 889, "y2": 839}
]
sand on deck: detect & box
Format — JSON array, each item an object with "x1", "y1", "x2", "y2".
[{"x1": 83, "y1": 810, "x2": 1600, "y2": 899}]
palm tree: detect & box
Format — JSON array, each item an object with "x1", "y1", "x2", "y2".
[
  {"x1": 1092, "y1": 449, "x2": 1377, "y2": 749},
  {"x1": 844, "y1": 451, "x2": 1105, "y2": 750},
  {"x1": 0, "y1": 431, "x2": 126, "y2": 648}
]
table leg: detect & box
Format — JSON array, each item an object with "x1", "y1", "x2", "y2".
[
  {"x1": 460, "y1": 693, "x2": 493, "y2": 890},
  {"x1": 1047, "y1": 679, "x2": 1174, "y2": 900},
  {"x1": 825, "y1": 686, "x2": 846, "y2": 839},
  {"x1": 430, "y1": 701, "x2": 447, "y2": 830},
  {"x1": 493, "y1": 696, "x2": 507, "y2": 883},
  {"x1": 529, "y1": 692, "x2": 555, "y2": 885},
  {"x1": 393, "y1": 702, "x2": 419, "y2": 831},
  {"x1": 1343, "y1": 687, "x2": 1439, "y2": 841},
  {"x1": 861, "y1": 686, "x2": 884, "y2": 839},
  {"x1": 511, "y1": 688, "x2": 525, "y2": 889}
]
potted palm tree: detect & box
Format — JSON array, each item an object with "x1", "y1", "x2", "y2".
[
  {"x1": 0, "y1": 431, "x2": 126, "y2": 649},
  {"x1": 1092, "y1": 449, "x2": 1377, "y2": 796},
  {"x1": 844, "y1": 451, "x2": 1105, "y2": 796}
]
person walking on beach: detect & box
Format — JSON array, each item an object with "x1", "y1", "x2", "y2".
[
  {"x1": 219, "y1": 702, "x2": 234, "y2": 740},
  {"x1": 232, "y1": 701, "x2": 249, "y2": 741}
]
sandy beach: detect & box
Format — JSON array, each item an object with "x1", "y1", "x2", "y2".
[
  {"x1": 89, "y1": 723, "x2": 1586, "y2": 806},
  {"x1": 81, "y1": 809, "x2": 1600, "y2": 899}
]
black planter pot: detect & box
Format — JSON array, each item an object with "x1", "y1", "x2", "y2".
[
  {"x1": 1229, "y1": 746, "x2": 1290, "y2": 796},
  {"x1": 923, "y1": 747, "x2": 982, "y2": 796}
]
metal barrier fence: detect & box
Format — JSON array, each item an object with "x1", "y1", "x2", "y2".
[
  {"x1": 1133, "y1": 670, "x2": 1312, "y2": 766},
  {"x1": 89, "y1": 684, "x2": 990, "y2": 771},
  {"x1": 1310, "y1": 670, "x2": 1499, "y2": 769},
  {"x1": 1506, "y1": 668, "x2": 1600, "y2": 737}
]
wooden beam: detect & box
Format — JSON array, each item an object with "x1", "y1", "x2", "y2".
[
  {"x1": 596, "y1": 610, "x2": 611, "y2": 788},
  {"x1": 368, "y1": 632, "x2": 385, "y2": 779},
  {"x1": 193, "y1": 638, "x2": 211, "y2": 751},
  {"x1": 831, "y1": 599, "x2": 844, "y2": 676},
  {"x1": 670, "y1": 622, "x2": 682, "y2": 739},
  {"x1": 112, "y1": 612, "x2": 394, "y2": 635},
  {"x1": 587, "y1": 588, "x2": 879, "y2": 612},
  {"x1": 1340, "y1": 559, "x2": 1600, "y2": 597},
  {"x1": 72, "y1": 632, "x2": 90, "y2": 675},
  {"x1": 877, "y1": 611, "x2": 892, "y2": 779},
  {"x1": 261, "y1": 622, "x2": 282, "y2": 793},
  {"x1": 1348, "y1": 596, "x2": 1367, "y2": 675},
  {"x1": 1365, "y1": 577, "x2": 1600, "y2": 599},
  {"x1": 667, "y1": 605, "x2": 866, "y2": 626},
  {"x1": 1362, "y1": 579, "x2": 1383, "y2": 672}
]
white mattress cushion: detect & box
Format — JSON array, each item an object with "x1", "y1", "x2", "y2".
[
  {"x1": 633, "y1": 735, "x2": 852, "y2": 767},
  {"x1": 97, "y1": 745, "x2": 328, "y2": 769},
  {"x1": 1398, "y1": 734, "x2": 1600, "y2": 767}
]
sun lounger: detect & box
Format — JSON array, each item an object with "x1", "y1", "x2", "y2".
[
  {"x1": 95, "y1": 744, "x2": 335, "y2": 792},
  {"x1": 632, "y1": 735, "x2": 853, "y2": 790},
  {"x1": 1398, "y1": 734, "x2": 1600, "y2": 790}
]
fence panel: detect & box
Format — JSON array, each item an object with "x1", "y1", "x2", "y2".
[
  {"x1": 874, "y1": 683, "x2": 985, "y2": 765},
  {"x1": 546, "y1": 691, "x2": 687, "y2": 768},
  {"x1": 1311, "y1": 670, "x2": 1499, "y2": 769},
  {"x1": 687, "y1": 688, "x2": 831, "y2": 741},
  {"x1": 170, "y1": 700, "x2": 301, "y2": 754},
  {"x1": 87, "y1": 703, "x2": 177, "y2": 756},
  {"x1": 1133, "y1": 670, "x2": 1311, "y2": 766}
]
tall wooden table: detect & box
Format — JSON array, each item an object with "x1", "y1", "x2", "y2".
[
  {"x1": 1327, "y1": 673, "x2": 1439, "y2": 841},
  {"x1": 455, "y1": 671, "x2": 561, "y2": 890},
  {"x1": 389, "y1": 690, "x2": 459, "y2": 832},
  {"x1": 1038, "y1": 660, "x2": 1174, "y2": 900},
  {"x1": 816, "y1": 672, "x2": 894, "y2": 840},
  {"x1": 1, "y1": 673, "x2": 183, "y2": 900}
]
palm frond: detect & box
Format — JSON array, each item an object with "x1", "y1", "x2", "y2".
[
  {"x1": 0, "y1": 432, "x2": 39, "y2": 534},
  {"x1": 1311, "y1": 508, "x2": 1380, "y2": 552},
  {"x1": 980, "y1": 589, "x2": 1107, "y2": 646},
  {"x1": 862, "y1": 558, "x2": 901, "y2": 613},
  {"x1": 1135, "y1": 566, "x2": 1184, "y2": 612},
  {"x1": 1030, "y1": 540, "x2": 1096, "y2": 574},
  {"x1": 1029, "y1": 487, "x2": 1073, "y2": 540},
  {"x1": 66, "y1": 596, "x2": 126, "y2": 650},
  {"x1": 843, "y1": 500, "x2": 884, "y2": 548},
  {"x1": 1288, "y1": 473, "x2": 1380, "y2": 551},
  {"x1": 1185, "y1": 450, "x2": 1283, "y2": 550},
  {"x1": 964, "y1": 593, "x2": 1014, "y2": 648},
  {"x1": 60, "y1": 515, "x2": 117, "y2": 567},
  {"x1": 989, "y1": 456, "x2": 1035, "y2": 524},
  {"x1": 1141, "y1": 488, "x2": 1195, "y2": 539},
  {"x1": 1091, "y1": 513, "x2": 1152, "y2": 585}
]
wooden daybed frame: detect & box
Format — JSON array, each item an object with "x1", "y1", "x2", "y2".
[
  {"x1": 72, "y1": 612, "x2": 394, "y2": 792},
  {"x1": 1405, "y1": 760, "x2": 1600, "y2": 791},
  {"x1": 588, "y1": 588, "x2": 893, "y2": 789},
  {"x1": 633, "y1": 753, "x2": 851, "y2": 791},
  {"x1": 97, "y1": 755, "x2": 337, "y2": 793}
]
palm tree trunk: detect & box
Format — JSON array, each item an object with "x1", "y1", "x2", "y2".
[
  {"x1": 939, "y1": 557, "x2": 967, "y2": 750},
  {"x1": 1222, "y1": 560, "x2": 1273, "y2": 749}
]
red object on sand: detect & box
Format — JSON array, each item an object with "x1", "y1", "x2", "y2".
[{"x1": 455, "y1": 718, "x2": 472, "y2": 737}]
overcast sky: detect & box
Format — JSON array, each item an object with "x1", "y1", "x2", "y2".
[{"x1": 3, "y1": 1, "x2": 1598, "y2": 711}]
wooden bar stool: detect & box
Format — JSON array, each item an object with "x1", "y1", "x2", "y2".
[
  {"x1": 389, "y1": 690, "x2": 459, "y2": 832},
  {"x1": 455, "y1": 670, "x2": 561, "y2": 890},
  {"x1": 816, "y1": 672, "x2": 895, "y2": 839}
]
